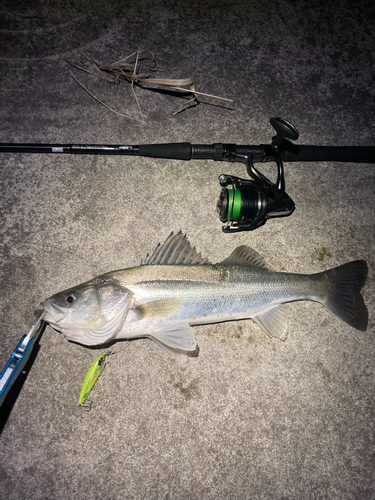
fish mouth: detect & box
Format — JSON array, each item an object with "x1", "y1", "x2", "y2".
[
  {"x1": 40, "y1": 300, "x2": 68, "y2": 323},
  {"x1": 39, "y1": 301, "x2": 92, "y2": 343}
]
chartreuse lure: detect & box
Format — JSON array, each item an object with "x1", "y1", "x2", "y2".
[{"x1": 79, "y1": 353, "x2": 106, "y2": 406}]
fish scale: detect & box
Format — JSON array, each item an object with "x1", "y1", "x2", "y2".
[{"x1": 115, "y1": 266, "x2": 327, "y2": 334}]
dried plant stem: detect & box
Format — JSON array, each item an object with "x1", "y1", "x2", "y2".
[
  {"x1": 69, "y1": 73, "x2": 145, "y2": 123},
  {"x1": 66, "y1": 59, "x2": 109, "y2": 80},
  {"x1": 172, "y1": 87, "x2": 233, "y2": 102},
  {"x1": 131, "y1": 51, "x2": 144, "y2": 122},
  {"x1": 66, "y1": 41, "x2": 233, "y2": 120}
]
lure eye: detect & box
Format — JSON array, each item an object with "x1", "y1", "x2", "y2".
[{"x1": 64, "y1": 292, "x2": 77, "y2": 305}]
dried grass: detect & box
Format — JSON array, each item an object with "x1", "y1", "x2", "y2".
[
  {"x1": 65, "y1": 45, "x2": 233, "y2": 121},
  {"x1": 68, "y1": 72, "x2": 146, "y2": 123}
]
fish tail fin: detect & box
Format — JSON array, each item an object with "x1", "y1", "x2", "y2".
[{"x1": 320, "y1": 260, "x2": 368, "y2": 331}]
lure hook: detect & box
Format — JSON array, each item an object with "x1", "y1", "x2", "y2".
[{"x1": 78, "y1": 398, "x2": 92, "y2": 412}]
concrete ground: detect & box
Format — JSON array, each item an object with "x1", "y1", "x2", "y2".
[{"x1": 1, "y1": 1, "x2": 374, "y2": 499}]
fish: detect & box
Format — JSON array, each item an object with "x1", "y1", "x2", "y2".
[{"x1": 40, "y1": 231, "x2": 368, "y2": 354}]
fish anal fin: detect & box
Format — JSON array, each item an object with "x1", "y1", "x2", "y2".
[
  {"x1": 252, "y1": 304, "x2": 290, "y2": 340},
  {"x1": 220, "y1": 246, "x2": 269, "y2": 269},
  {"x1": 150, "y1": 323, "x2": 197, "y2": 351}
]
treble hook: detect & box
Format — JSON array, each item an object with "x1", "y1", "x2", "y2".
[{"x1": 78, "y1": 398, "x2": 92, "y2": 413}]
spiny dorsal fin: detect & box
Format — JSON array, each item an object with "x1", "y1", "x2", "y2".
[
  {"x1": 220, "y1": 245, "x2": 269, "y2": 269},
  {"x1": 142, "y1": 231, "x2": 210, "y2": 266}
]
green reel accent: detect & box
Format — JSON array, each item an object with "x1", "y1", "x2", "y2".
[{"x1": 227, "y1": 188, "x2": 242, "y2": 220}]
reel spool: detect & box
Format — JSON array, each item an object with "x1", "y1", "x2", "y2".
[{"x1": 217, "y1": 174, "x2": 295, "y2": 232}]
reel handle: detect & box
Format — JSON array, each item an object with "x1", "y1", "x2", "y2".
[{"x1": 270, "y1": 117, "x2": 299, "y2": 146}]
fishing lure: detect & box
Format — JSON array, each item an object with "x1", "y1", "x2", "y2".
[{"x1": 78, "y1": 353, "x2": 106, "y2": 407}]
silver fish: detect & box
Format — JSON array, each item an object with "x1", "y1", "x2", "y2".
[{"x1": 41, "y1": 232, "x2": 368, "y2": 354}]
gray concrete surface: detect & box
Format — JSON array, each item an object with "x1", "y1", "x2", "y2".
[{"x1": 1, "y1": 0, "x2": 374, "y2": 498}]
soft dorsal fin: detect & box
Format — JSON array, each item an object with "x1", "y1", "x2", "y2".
[
  {"x1": 142, "y1": 231, "x2": 210, "y2": 266},
  {"x1": 220, "y1": 245, "x2": 269, "y2": 269}
]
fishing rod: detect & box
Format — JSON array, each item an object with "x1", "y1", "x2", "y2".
[{"x1": 1, "y1": 117, "x2": 374, "y2": 232}]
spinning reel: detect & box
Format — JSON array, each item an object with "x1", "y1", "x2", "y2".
[{"x1": 216, "y1": 117, "x2": 298, "y2": 232}]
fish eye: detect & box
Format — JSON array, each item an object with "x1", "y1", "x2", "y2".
[{"x1": 64, "y1": 292, "x2": 77, "y2": 305}]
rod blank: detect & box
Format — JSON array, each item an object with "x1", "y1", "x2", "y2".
[{"x1": 0, "y1": 142, "x2": 374, "y2": 164}]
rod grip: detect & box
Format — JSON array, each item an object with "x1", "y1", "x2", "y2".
[{"x1": 138, "y1": 143, "x2": 192, "y2": 160}]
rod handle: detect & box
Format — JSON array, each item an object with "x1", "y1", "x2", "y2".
[{"x1": 138, "y1": 143, "x2": 192, "y2": 160}]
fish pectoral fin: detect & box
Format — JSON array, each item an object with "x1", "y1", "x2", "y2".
[
  {"x1": 252, "y1": 304, "x2": 290, "y2": 340},
  {"x1": 134, "y1": 298, "x2": 181, "y2": 320},
  {"x1": 150, "y1": 323, "x2": 197, "y2": 351}
]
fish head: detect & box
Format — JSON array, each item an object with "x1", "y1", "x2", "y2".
[{"x1": 41, "y1": 279, "x2": 133, "y2": 346}]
